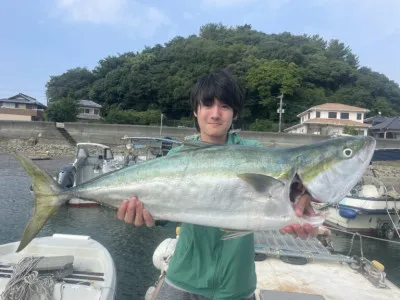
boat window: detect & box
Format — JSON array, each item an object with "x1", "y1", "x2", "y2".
[
  {"x1": 105, "y1": 149, "x2": 114, "y2": 160},
  {"x1": 77, "y1": 148, "x2": 88, "y2": 158}
]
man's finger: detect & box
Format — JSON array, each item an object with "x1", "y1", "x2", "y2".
[
  {"x1": 135, "y1": 200, "x2": 144, "y2": 226},
  {"x1": 143, "y1": 209, "x2": 154, "y2": 227},
  {"x1": 295, "y1": 194, "x2": 309, "y2": 217},
  {"x1": 280, "y1": 226, "x2": 296, "y2": 237},
  {"x1": 294, "y1": 225, "x2": 308, "y2": 240},
  {"x1": 117, "y1": 200, "x2": 128, "y2": 220},
  {"x1": 124, "y1": 197, "x2": 137, "y2": 224}
]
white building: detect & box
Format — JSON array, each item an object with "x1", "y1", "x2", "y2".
[
  {"x1": 77, "y1": 100, "x2": 102, "y2": 121},
  {"x1": 284, "y1": 103, "x2": 370, "y2": 136}
]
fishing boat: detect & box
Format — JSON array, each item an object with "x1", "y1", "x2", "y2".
[
  {"x1": 0, "y1": 234, "x2": 116, "y2": 300},
  {"x1": 314, "y1": 148, "x2": 400, "y2": 240},
  {"x1": 317, "y1": 177, "x2": 400, "y2": 239},
  {"x1": 120, "y1": 136, "x2": 182, "y2": 163},
  {"x1": 146, "y1": 230, "x2": 400, "y2": 300},
  {"x1": 56, "y1": 143, "x2": 126, "y2": 207}
]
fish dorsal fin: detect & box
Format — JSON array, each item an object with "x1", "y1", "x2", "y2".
[
  {"x1": 178, "y1": 141, "x2": 222, "y2": 152},
  {"x1": 237, "y1": 173, "x2": 285, "y2": 194}
]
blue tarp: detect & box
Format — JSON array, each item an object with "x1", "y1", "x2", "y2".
[{"x1": 372, "y1": 149, "x2": 400, "y2": 161}]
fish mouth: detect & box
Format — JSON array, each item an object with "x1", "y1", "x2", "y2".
[{"x1": 289, "y1": 174, "x2": 325, "y2": 221}]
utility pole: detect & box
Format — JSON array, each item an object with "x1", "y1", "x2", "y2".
[
  {"x1": 160, "y1": 113, "x2": 163, "y2": 137},
  {"x1": 277, "y1": 93, "x2": 284, "y2": 132}
]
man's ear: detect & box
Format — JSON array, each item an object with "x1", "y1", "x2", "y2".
[{"x1": 193, "y1": 111, "x2": 198, "y2": 117}]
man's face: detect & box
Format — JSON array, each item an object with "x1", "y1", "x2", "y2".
[{"x1": 194, "y1": 98, "x2": 235, "y2": 143}]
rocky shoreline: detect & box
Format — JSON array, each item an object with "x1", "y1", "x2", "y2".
[
  {"x1": 0, "y1": 139, "x2": 76, "y2": 158},
  {"x1": 0, "y1": 139, "x2": 127, "y2": 159}
]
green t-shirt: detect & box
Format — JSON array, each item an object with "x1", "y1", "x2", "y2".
[{"x1": 165, "y1": 132, "x2": 262, "y2": 300}]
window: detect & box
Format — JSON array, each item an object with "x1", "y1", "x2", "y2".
[
  {"x1": 340, "y1": 112, "x2": 349, "y2": 119},
  {"x1": 15, "y1": 103, "x2": 20, "y2": 108},
  {"x1": 328, "y1": 112, "x2": 337, "y2": 119},
  {"x1": 316, "y1": 111, "x2": 320, "y2": 118},
  {"x1": 26, "y1": 104, "x2": 33, "y2": 109},
  {"x1": 307, "y1": 113, "x2": 310, "y2": 119},
  {"x1": 357, "y1": 113, "x2": 362, "y2": 120},
  {"x1": 84, "y1": 108, "x2": 90, "y2": 114},
  {"x1": 94, "y1": 109, "x2": 99, "y2": 115}
]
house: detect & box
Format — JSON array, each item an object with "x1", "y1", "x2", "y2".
[
  {"x1": 77, "y1": 100, "x2": 102, "y2": 121},
  {"x1": 284, "y1": 103, "x2": 370, "y2": 136},
  {"x1": 0, "y1": 93, "x2": 47, "y2": 121},
  {"x1": 369, "y1": 116, "x2": 400, "y2": 139}
]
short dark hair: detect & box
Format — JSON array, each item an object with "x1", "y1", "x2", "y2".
[{"x1": 190, "y1": 69, "x2": 244, "y2": 121}]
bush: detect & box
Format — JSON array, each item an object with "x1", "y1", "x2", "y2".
[
  {"x1": 343, "y1": 125, "x2": 359, "y2": 135},
  {"x1": 105, "y1": 108, "x2": 162, "y2": 125},
  {"x1": 248, "y1": 119, "x2": 274, "y2": 132},
  {"x1": 45, "y1": 98, "x2": 78, "y2": 122}
]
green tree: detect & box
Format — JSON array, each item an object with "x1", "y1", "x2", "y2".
[
  {"x1": 246, "y1": 59, "x2": 301, "y2": 102},
  {"x1": 248, "y1": 119, "x2": 274, "y2": 132},
  {"x1": 45, "y1": 98, "x2": 78, "y2": 122},
  {"x1": 46, "y1": 68, "x2": 95, "y2": 102},
  {"x1": 343, "y1": 125, "x2": 359, "y2": 135},
  {"x1": 44, "y1": 23, "x2": 400, "y2": 130}
]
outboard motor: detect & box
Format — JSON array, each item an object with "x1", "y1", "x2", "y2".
[{"x1": 57, "y1": 164, "x2": 76, "y2": 188}]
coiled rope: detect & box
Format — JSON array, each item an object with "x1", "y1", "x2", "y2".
[{"x1": 1, "y1": 257, "x2": 55, "y2": 300}]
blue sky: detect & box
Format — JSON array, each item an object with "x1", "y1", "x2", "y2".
[{"x1": 1, "y1": 0, "x2": 399, "y2": 106}]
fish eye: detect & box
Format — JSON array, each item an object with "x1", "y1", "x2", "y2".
[{"x1": 343, "y1": 148, "x2": 353, "y2": 157}]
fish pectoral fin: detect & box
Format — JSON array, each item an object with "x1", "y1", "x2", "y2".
[
  {"x1": 237, "y1": 173, "x2": 285, "y2": 194},
  {"x1": 220, "y1": 229, "x2": 252, "y2": 240}
]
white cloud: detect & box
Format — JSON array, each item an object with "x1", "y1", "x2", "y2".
[
  {"x1": 56, "y1": 0, "x2": 170, "y2": 36},
  {"x1": 202, "y1": 0, "x2": 258, "y2": 7}
]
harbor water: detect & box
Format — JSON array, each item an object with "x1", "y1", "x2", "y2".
[{"x1": 0, "y1": 154, "x2": 399, "y2": 299}]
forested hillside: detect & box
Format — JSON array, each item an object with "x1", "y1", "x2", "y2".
[{"x1": 45, "y1": 23, "x2": 400, "y2": 130}]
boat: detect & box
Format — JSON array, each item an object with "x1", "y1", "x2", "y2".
[
  {"x1": 120, "y1": 136, "x2": 182, "y2": 163},
  {"x1": 314, "y1": 176, "x2": 400, "y2": 240},
  {"x1": 0, "y1": 234, "x2": 116, "y2": 300},
  {"x1": 146, "y1": 229, "x2": 400, "y2": 300},
  {"x1": 56, "y1": 143, "x2": 126, "y2": 207}
]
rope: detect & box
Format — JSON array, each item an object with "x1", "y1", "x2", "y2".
[
  {"x1": 325, "y1": 225, "x2": 400, "y2": 245},
  {"x1": 385, "y1": 197, "x2": 400, "y2": 238},
  {"x1": 1, "y1": 257, "x2": 55, "y2": 300}
]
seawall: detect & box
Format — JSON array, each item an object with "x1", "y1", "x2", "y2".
[{"x1": 1, "y1": 120, "x2": 400, "y2": 150}]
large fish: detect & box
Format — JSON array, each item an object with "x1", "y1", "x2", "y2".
[{"x1": 15, "y1": 136, "x2": 375, "y2": 252}]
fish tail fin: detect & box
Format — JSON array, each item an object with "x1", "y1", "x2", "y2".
[{"x1": 14, "y1": 154, "x2": 69, "y2": 252}]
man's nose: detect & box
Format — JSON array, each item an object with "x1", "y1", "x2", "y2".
[{"x1": 210, "y1": 105, "x2": 221, "y2": 117}]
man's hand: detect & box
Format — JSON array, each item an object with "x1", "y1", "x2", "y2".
[
  {"x1": 280, "y1": 193, "x2": 318, "y2": 240},
  {"x1": 117, "y1": 197, "x2": 154, "y2": 227}
]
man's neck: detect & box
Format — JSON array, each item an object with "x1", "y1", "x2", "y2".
[{"x1": 200, "y1": 133, "x2": 228, "y2": 145}]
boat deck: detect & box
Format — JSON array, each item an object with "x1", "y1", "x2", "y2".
[
  {"x1": 0, "y1": 234, "x2": 116, "y2": 300},
  {"x1": 254, "y1": 231, "x2": 400, "y2": 300}
]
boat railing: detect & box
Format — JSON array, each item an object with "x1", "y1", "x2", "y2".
[{"x1": 254, "y1": 230, "x2": 355, "y2": 264}]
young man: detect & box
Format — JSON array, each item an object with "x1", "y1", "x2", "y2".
[{"x1": 117, "y1": 69, "x2": 317, "y2": 299}]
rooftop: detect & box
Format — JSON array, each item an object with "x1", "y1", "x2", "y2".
[
  {"x1": 298, "y1": 103, "x2": 369, "y2": 117},
  {"x1": 78, "y1": 100, "x2": 102, "y2": 108},
  {"x1": 371, "y1": 116, "x2": 400, "y2": 131},
  {"x1": 304, "y1": 118, "x2": 370, "y2": 127},
  {"x1": 0, "y1": 93, "x2": 47, "y2": 109}
]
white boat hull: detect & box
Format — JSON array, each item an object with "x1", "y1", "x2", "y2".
[
  {"x1": 319, "y1": 195, "x2": 400, "y2": 237},
  {"x1": 0, "y1": 234, "x2": 116, "y2": 300}
]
